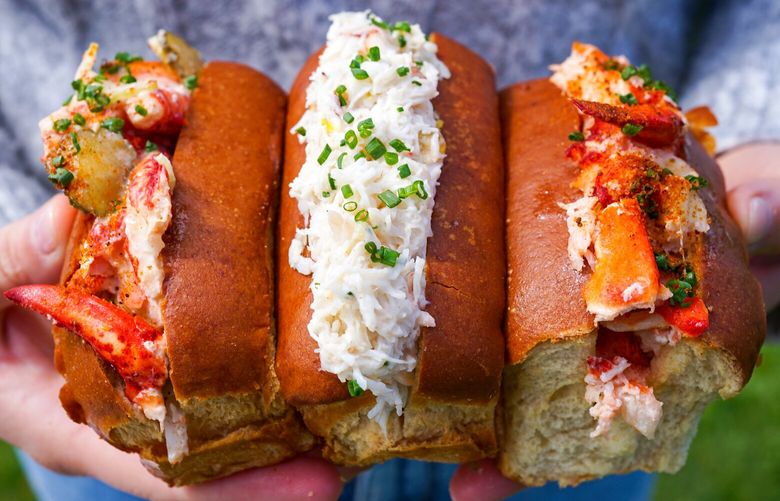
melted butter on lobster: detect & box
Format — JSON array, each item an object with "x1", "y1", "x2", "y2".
[
  {"x1": 551, "y1": 42, "x2": 715, "y2": 439},
  {"x1": 5, "y1": 35, "x2": 201, "y2": 463}
]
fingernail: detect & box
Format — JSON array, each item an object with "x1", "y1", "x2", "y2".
[
  {"x1": 30, "y1": 202, "x2": 58, "y2": 255},
  {"x1": 747, "y1": 196, "x2": 772, "y2": 244}
]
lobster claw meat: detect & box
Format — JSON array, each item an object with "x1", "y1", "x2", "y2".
[
  {"x1": 4, "y1": 285, "x2": 166, "y2": 403},
  {"x1": 572, "y1": 99, "x2": 684, "y2": 148},
  {"x1": 584, "y1": 198, "x2": 660, "y2": 321}
]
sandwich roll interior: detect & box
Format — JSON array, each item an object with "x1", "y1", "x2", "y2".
[
  {"x1": 498, "y1": 44, "x2": 765, "y2": 487},
  {"x1": 276, "y1": 11, "x2": 505, "y2": 466}
]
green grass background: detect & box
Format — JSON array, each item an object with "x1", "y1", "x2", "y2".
[{"x1": 1, "y1": 344, "x2": 778, "y2": 500}]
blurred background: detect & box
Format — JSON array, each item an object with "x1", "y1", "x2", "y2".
[{"x1": 1, "y1": 0, "x2": 778, "y2": 499}]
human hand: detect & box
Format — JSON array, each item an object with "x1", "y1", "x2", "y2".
[
  {"x1": 718, "y1": 141, "x2": 780, "y2": 311},
  {"x1": 0, "y1": 195, "x2": 343, "y2": 501}
]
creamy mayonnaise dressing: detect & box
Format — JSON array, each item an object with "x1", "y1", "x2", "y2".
[{"x1": 289, "y1": 11, "x2": 449, "y2": 427}]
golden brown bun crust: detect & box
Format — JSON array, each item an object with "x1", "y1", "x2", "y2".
[
  {"x1": 275, "y1": 47, "x2": 347, "y2": 405},
  {"x1": 501, "y1": 78, "x2": 765, "y2": 381},
  {"x1": 276, "y1": 34, "x2": 505, "y2": 406},
  {"x1": 164, "y1": 61, "x2": 286, "y2": 399},
  {"x1": 415, "y1": 33, "x2": 505, "y2": 401},
  {"x1": 501, "y1": 79, "x2": 593, "y2": 365}
]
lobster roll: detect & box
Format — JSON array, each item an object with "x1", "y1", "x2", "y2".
[
  {"x1": 5, "y1": 34, "x2": 313, "y2": 485},
  {"x1": 276, "y1": 11, "x2": 505, "y2": 466},
  {"x1": 498, "y1": 43, "x2": 766, "y2": 486}
]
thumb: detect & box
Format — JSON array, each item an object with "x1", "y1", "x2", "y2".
[
  {"x1": 726, "y1": 178, "x2": 780, "y2": 255},
  {"x1": 450, "y1": 459, "x2": 524, "y2": 501},
  {"x1": 0, "y1": 195, "x2": 77, "y2": 298}
]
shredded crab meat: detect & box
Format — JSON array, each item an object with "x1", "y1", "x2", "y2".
[
  {"x1": 288, "y1": 11, "x2": 449, "y2": 428},
  {"x1": 585, "y1": 356, "x2": 663, "y2": 439}
]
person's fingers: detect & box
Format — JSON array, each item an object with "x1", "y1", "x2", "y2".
[
  {"x1": 726, "y1": 179, "x2": 780, "y2": 254},
  {"x1": 717, "y1": 141, "x2": 780, "y2": 189},
  {"x1": 0, "y1": 195, "x2": 76, "y2": 306},
  {"x1": 750, "y1": 257, "x2": 780, "y2": 312},
  {"x1": 449, "y1": 459, "x2": 523, "y2": 501}
]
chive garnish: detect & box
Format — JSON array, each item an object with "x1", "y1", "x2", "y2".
[
  {"x1": 343, "y1": 201, "x2": 358, "y2": 211},
  {"x1": 101, "y1": 117, "x2": 125, "y2": 133},
  {"x1": 53, "y1": 118, "x2": 71, "y2": 132},
  {"x1": 619, "y1": 92, "x2": 638, "y2": 105},
  {"x1": 368, "y1": 46, "x2": 380, "y2": 61},
  {"x1": 396, "y1": 66, "x2": 410, "y2": 77},
  {"x1": 48, "y1": 167, "x2": 74, "y2": 187},
  {"x1": 295, "y1": 126, "x2": 307, "y2": 136},
  {"x1": 354, "y1": 209, "x2": 369, "y2": 222},
  {"x1": 398, "y1": 164, "x2": 411, "y2": 178},
  {"x1": 622, "y1": 123, "x2": 643, "y2": 136},
  {"x1": 341, "y1": 184, "x2": 354, "y2": 198},
  {"x1": 384, "y1": 151, "x2": 399, "y2": 165},
  {"x1": 569, "y1": 131, "x2": 585, "y2": 141},
  {"x1": 73, "y1": 113, "x2": 86, "y2": 126},
  {"x1": 345, "y1": 130, "x2": 358, "y2": 149},
  {"x1": 343, "y1": 112, "x2": 355, "y2": 124},
  {"x1": 347, "y1": 380, "x2": 364, "y2": 397},
  {"x1": 378, "y1": 190, "x2": 401, "y2": 208},
  {"x1": 134, "y1": 104, "x2": 148, "y2": 116},
  {"x1": 366, "y1": 137, "x2": 387, "y2": 159},
  {"x1": 317, "y1": 144, "x2": 332, "y2": 165},
  {"x1": 389, "y1": 139, "x2": 409, "y2": 152},
  {"x1": 337, "y1": 152, "x2": 348, "y2": 169},
  {"x1": 184, "y1": 75, "x2": 198, "y2": 90},
  {"x1": 685, "y1": 175, "x2": 708, "y2": 190}
]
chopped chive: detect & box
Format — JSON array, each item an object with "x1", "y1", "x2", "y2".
[
  {"x1": 295, "y1": 126, "x2": 306, "y2": 136},
  {"x1": 354, "y1": 209, "x2": 369, "y2": 222},
  {"x1": 145, "y1": 140, "x2": 158, "y2": 152},
  {"x1": 343, "y1": 112, "x2": 354, "y2": 124},
  {"x1": 357, "y1": 118, "x2": 374, "y2": 138},
  {"x1": 354, "y1": 151, "x2": 366, "y2": 161},
  {"x1": 384, "y1": 151, "x2": 399, "y2": 165},
  {"x1": 101, "y1": 117, "x2": 125, "y2": 133},
  {"x1": 345, "y1": 130, "x2": 358, "y2": 149},
  {"x1": 569, "y1": 131, "x2": 585, "y2": 141},
  {"x1": 53, "y1": 118, "x2": 71, "y2": 132},
  {"x1": 364, "y1": 241, "x2": 378, "y2": 254},
  {"x1": 337, "y1": 152, "x2": 348, "y2": 169},
  {"x1": 371, "y1": 246, "x2": 399, "y2": 266},
  {"x1": 115, "y1": 51, "x2": 142, "y2": 64},
  {"x1": 398, "y1": 164, "x2": 411, "y2": 178},
  {"x1": 398, "y1": 180, "x2": 428, "y2": 200},
  {"x1": 70, "y1": 132, "x2": 80, "y2": 153},
  {"x1": 370, "y1": 16, "x2": 389, "y2": 30},
  {"x1": 335, "y1": 84, "x2": 347, "y2": 106},
  {"x1": 685, "y1": 175, "x2": 708, "y2": 190},
  {"x1": 184, "y1": 75, "x2": 198, "y2": 90},
  {"x1": 134, "y1": 104, "x2": 148, "y2": 116},
  {"x1": 341, "y1": 184, "x2": 354, "y2": 198},
  {"x1": 72, "y1": 113, "x2": 86, "y2": 126},
  {"x1": 411, "y1": 80, "x2": 422, "y2": 86},
  {"x1": 322, "y1": 191, "x2": 331, "y2": 197},
  {"x1": 51, "y1": 155, "x2": 64, "y2": 167},
  {"x1": 119, "y1": 74, "x2": 137, "y2": 84},
  {"x1": 48, "y1": 167, "x2": 74, "y2": 187},
  {"x1": 397, "y1": 106, "x2": 404, "y2": 112},
  {"x1": 317, "y1": 144, "x2": 332, "y2": 165},
  {"x1": 396, "y1": 66, "x2": 410, "y2": 77},
  {"x1": 378, "y1": 190, "x2": 401, "y2": 208},
  {"x1": 393, "y1": 21, "x2": 411, "y2": 33},
  {"x1": 368, "y1": 46, "x2": 381, "y2": 61},
  {"x1": 62, "y1": 94, "x2": 73, "y2": 106},
  {"x1": 415, "y1": 60, "x2": 424, "y2": 67},
  {"x1": 654, "y1": 252, "x2": 671, "y2": 271},
  {"x1": 621, "y1": 65, "x2": 638, "y2": 80},
  {"x1": 389, "y1": 139, "x2": 409, "y2": 152},
  {"x1": 328, "y1": 173, "x2": 337, "y2": 190},
  {"x1": 398, "y1": 35, "x2": 407, "y2": 48},
  {"x1": 351, "y1": 67, "x2": 369, "y2": 80},
  {"x1": 622, "y1": 123, "x2": 643, "y2": 136},
  {"x1": 347, "y1": 380, "x2": 364, "y2": 397},
  {"x1": 366, "y1": 137, "x2": 387, "y2": 159},
  {"x1": 343, "y1": 201, "x2": 358, "y2": 211},
  {"x1": 619, "y1": 92, "x2": 638, "y2": 105}
]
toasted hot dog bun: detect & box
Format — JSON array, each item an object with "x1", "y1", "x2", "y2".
[
  {"x1": 53, "y1": 61, "x2": 313, "y2": 486},
  {"x1": 498, "y1": 79, "x2": 766, "y2": 486},
  {"x1": 275, "y1": 34, "x2": 505, "y2": 466}
]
